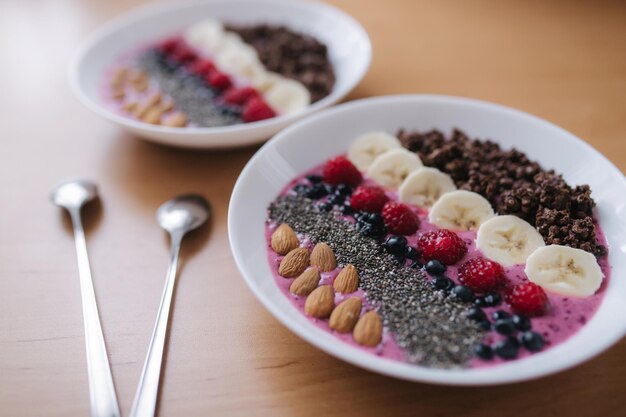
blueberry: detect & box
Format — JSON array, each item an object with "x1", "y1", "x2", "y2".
[
  {"x1": 328, "y1": 194, "x2": 345, "y2": 205},
  {"x1": 410, "y1": 260, "x2": 423, "y2": 269},
  {"x1": 512, "y1": 315, "x2": 531, "y2": 331},
  {"x1": 292, "y1": 184, "x2": 310, "y2": 196},
  {"x1": 451, "y1": 285, "x2": 474, "y2": 302},
  {"x1": 494, "y1": 318, "x2": 516, "y2": 335},
  {"x1": 424, "y1": 260, "x2": 446, "y2": 276},
  {"x1": 477, "y1": 320, "x2": 491, "y2": 331},
  {"x1": 366, "y1": 213, "x2": 384, "y2": 226},
  {"x1": 318, "y1": 202, "x2": 333, "y2": 212},
  {"x1": 405, "y1": 246, "x2": 420, "y2": 260},
  {"x1": 474, "y1": 344, "x2": 494, "y2": 360},
  {"x1": 466, "y1": 307, "x2": 487, "y2": 322},
  {"x1": 492, "y1": 310, "x2": 511, "y2": 321},
  {"x1": 474, "y1": 297, "x2": 488, "y2": 308},
  {"x1": 483, "y1": 292, "x2": 502, "y2": 307},
  {"x1": 394, "y1": 254, "x2": 406, "y2": 265},
  {"x1": 306, "y1": 174, "x2": 323, "y2": 183},
  {"x1": 335, "y1": 184, "x2": 352, "y2": 196},
  {"x1": 338, "y1": 204, "x2": 353, "y2": 215},
  {"x1": 493, "y1": 337, "x2": 519, "y2": 360},
  {"x1": 432, "y1": 276, "x2": 454, "y2": 291},
  {"x1": 520, "y1": 331, "x2": 545, "y2": 352},
  {"x1": 305, "y1": 183, "x2": 330, "y2": 199},
  {"x1": 383, "y1": 235, "x2": 408, "y2": 255},
  {"x1": 324, "y1": 184, "x2": 336, "y2": 195}
]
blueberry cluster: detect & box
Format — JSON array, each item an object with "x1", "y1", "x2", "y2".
[
  {"x1": 467, "y1": 309, "x2": 546, "y2": 360},
  {"x1": 422, "y1": 260, "x2": 475, "y2": 302},
  {"x1": 381, "y1": 235, "x2": 420, "y2": 266},
  {"x1": 355, "y1": 212, "x2": 387, "y2": 239},
  {"x1": 291, "y1": 175, "x2": 354, "y2": 215}
]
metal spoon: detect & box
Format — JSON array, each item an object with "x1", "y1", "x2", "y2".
[
  {"x1": 130, "y1": 194, "x2": 210, "y2": 417},
  {"x1": 50, "y1": 179, "x2": 121, "y2": 417}
]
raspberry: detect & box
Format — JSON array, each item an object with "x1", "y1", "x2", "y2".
[
  {"x1": 506, "y1": 282, "x2": 548, "y2": 316},
  {"x1": 189, "y1": 59, "x2": 216, "y2": 76},
  {"x1": 458, "y1": 257, "x2": 505, "y2": 292},
  {"x1": 206, "y1": 70, "x2": 232, "y2": 91},
  {"x1": 242, "y1": 97, "x2": 276, "y2": 122},
  {"x1": 223, "y1": 86, "x2": 258, "y2": 106},
  {"x1": 322, "y1": 156, "x2": 362, "y2": 187},
  {"x1": 171, "y1": 45, "x2": 197, "y2": 63},
  {"x1": 382, "y1": 201, "x2": 420, "y2": 235},
  {"x1": 417, "y1": 229, "x2": 467, "y2": 265},
  {"x1": 350, "y1": 186, "x2": 389, "y2": 213},
  {"x1": 158, "y1": 37, "x2": 180, "y2": 54}
]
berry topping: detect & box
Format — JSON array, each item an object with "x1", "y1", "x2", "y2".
[
  {"x1": 242, "y1": 96, "x2": 276, "y2": 123},
  {"x1": 494, "y1": 318, "x2": 516, "y2": 335},
  {"x1": 405, "y1": 246, "x2": 420, "y2": 260},
  {"x1": 432, "y1": 276, "x2": 454, "y2": 291},
  {"x1": 383, "y1": 235, "x2": 407, "y2": 255},
  {"x1": 382, "y1": 201, "x2": 420, "y2": 235},
  {"x1": 466, "y1": 306, "x2": 487, "y2": 322},
  {"x1": 223, "y1": 86, "x2": 258, "y2": 105},
  {"x1": 512, "y1": 314, "x2": 531, "y2": 331},
  {"x1": 474, "y1": 344, "x2": 494, "y2": 360},
  {"x1": 323, "y1": 156, "x2": 363, "y2": 187},
  {"x1": 492, "y1": 310, "x2": 511, "y2": 321},
  {"x1": 519, "y1": 331, "x2": 545, "y2": 352},
  {"x1": 458, "y1": 257, "x2": 505, "y2": 293},
  {"x1": 158, "y1": 37, "x2": 180, "y2": 54},
  {"x1": 206, "y1": 70, "x2": 232, "y2": 90},
  {"x1": 349, "y1": 185, "x2": 388, "y2": 213},
  {"x1": 451, "y1": 285, "x2": 474, "y2": 302},
  {"x1": 190, "y1": 59, "x2": 216, "y2": 75},
  {"x1": 417, "y1": 229, "x2": 467, "y2": 265},
  {"x1": 424, "y1": 259, "x2": 446, "y2": 276},
  {"x1": 493, "y1": 337, "x2": 519, "y2": 360},
  {"x1": 506, "y1": 282, "x2": 548, "y2": 316},
  {"x1": 171, "y1": 45, "x2": 197, "y2": 63}
]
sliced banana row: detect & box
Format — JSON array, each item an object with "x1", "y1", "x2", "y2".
[
  {"x1": 476, "y1": 215, "x2": 545, "y2": 266},
  {"x1": 184, "y1": 19, "x2": 310, "y2": 114}
]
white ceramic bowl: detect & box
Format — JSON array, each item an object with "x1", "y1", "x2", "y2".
[
  {"x1": 69, "y1": 0, "x2": 371, "y2": 149},
  {"x1": 228, "y1": 95, "x2": 626, "y2": 385}
]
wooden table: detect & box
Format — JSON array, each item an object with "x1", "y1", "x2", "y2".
[{"x1": 2, "y1": 1, "x2": 625, "y2": 416}]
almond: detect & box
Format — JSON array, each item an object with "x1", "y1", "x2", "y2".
[
  {"x1": 123, "y1": 101, "x2": 138, "y2": 113},
  {"x1": 290, "y1": 268, "x2": 321, "y2": 296},
  {"x1": 112, "y1": 67, "x2": 129, "y2": 86},
  {"x1": 278, "y1": 247, "x2": 309, "y2": 277},
  {"x1": 271, "y1": 223, "x2": 299, "y2": 255},
  {"x1": 329, "y1": 297, "x2": 362, "y2": 333},
  {"x1": 353, "y1": 310, "x2": 382, "y2": 347},
  {"x1": 111, "y1": 86, "x2": 125, "y2": 100},
  {"x1": 163, "y1": 112, "x2": 188, "y2": 127},
  {"x1": 304, "y1": 285, "x2": 335, "y2": 318},
  {"x1": 141, "y1": 107, "x2": 162, "y2": 125},
  {"x1": 310, "y1": 242, "x2": 336, "y2": 272},
  {"x1": 333, "y1": 264, "x2": 359, "y2": 293}
]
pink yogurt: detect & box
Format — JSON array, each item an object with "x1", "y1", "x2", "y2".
[{"x1": 266, "y1": 160, "x2": 610, "y2": 368}]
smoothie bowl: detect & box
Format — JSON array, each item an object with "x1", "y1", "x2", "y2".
[
  {"x1": 228, "y1": 95, "x2": 626, "y2": 385},
  {"x1": 70, "y1": 0, "x2": 371, "y2": 149}
]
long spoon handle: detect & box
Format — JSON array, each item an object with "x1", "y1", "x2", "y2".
[
  {"x1": 130, "y1": 234, "x2": 182, "y2": 417},
  {"x1": 70, "y1": 209, "x2": 121, "y2": 417}
]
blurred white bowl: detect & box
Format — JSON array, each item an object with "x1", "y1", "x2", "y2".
[
  {"x1": 229, "y1": 95, "x2": 626, "y2": 385},
  {"x1": 69, "y1": 0, "x2": 371, "y2": 149}
]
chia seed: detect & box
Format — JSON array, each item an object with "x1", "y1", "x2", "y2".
[{"x1": 268, "y1": 195, "x2": 484, "y2": 368}]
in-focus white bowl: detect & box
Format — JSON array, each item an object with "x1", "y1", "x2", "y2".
[
  {"x1": 69, "y1": 0, "x2": 371, "y2": 149},
  {"x1": 228, "y1": 95, "x2": 626, "y2": 385}
]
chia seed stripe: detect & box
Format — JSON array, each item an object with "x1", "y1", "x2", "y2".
[{"x1": 269, "y1": 195, "x2": 484, "y2": 368}]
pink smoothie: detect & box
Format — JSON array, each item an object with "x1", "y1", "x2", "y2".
[{"x1": 266, "y1": 161, "x2": 610, "y2": 368}]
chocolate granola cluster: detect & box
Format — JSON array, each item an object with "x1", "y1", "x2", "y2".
[
  {"x1": 398, "y1": 129, "x2": 606, "y2": 256},
  {"x1": 226, "y1": 24, "x2": 335, "y2": 102}
]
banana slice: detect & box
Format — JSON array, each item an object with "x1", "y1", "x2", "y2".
[
  {"x1": 429, "y1": 190, "x2": 494, "y2": 231},
  {"x1": 347, "y1": 132, "x2": 402, "y2": 171},
  {"x1": 399, "y1": 167, "x2": 457, "y2": 207},
  {"x1": 525, "y1": 245, "x2": 603, "y2": 297},
  {"x1": 185, "y1": 19, "x2": 224, "y2": 52},
  {"x1": 264, "y1": 78, "x2": 311, "y2": 114},
  {"x1": 476, "y1": 215, "x2": 545, "y2": 266},
  {"x1": 367, "y1": 148, "x2": 423, "y2": 188},
  {"x1": 215, "y1": 43, "x2": 265, "y2": 80}
]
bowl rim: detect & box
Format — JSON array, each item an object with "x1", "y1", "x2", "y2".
[
  {"x1": 68, "y1": 0, "x2": 372, "y2": 137},
  {"x1": 228, "y1": 94, "x2": 626, "y2": 385}
]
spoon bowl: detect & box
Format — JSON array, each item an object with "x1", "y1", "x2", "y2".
[
  {"x1": 156, "y1": 194, "x2": 210, "y2": 236},
  {"x1": 50, "y1": 179, "x2": 98, "y2": 210}
]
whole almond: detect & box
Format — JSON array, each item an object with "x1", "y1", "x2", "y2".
[
  {"x1": 278, "y1": 247, "x2": 309, "y2": 278},
  {"x1": 353, "y1": 310, "x2": 382, "y2": 347},
  {"x1": 290, "y1": 268, "x2": 321, "y2": 296},
  {"x1": 304, "y1": 285, "x2": 335, "y2": 318},
  {"x1": 329, "y1": 297, "x2": 362, "y2": 333},
  {"x1": 141, "y1": 107, "x2": 162, "y2": 125},
  {"x1": 310, "y1": 242, "x2": 336, "y2": 272},
  {"x1": 271, "y1": 223, "x2": 299, "y2": 255},
  {"x1": 333, "y1": 264, "x2": 359, "y2": 293},
  {"x1": 163, "y1": 112, "x2": 188, "y2": 127}
]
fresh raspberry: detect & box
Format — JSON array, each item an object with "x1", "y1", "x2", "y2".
[
  {"x1": 382, "y1": 201, "x2": 420, "y2": 235},
  {"x1": 322, "y1": 156, "x2": 362, "y2": 187},
  {"x1": 417, "y1": 229, "x2": 467, "y2": 265},
  {"x1": 189, "y1": 59, "x2": 216, "y2": 76},
  {"x1": 223, "y1": 86, "x2": 258, "y2": 106},
  {"x1": 158, "y1": 37, "x2": 180, "y2": 54},
  {"x1": 206, "y1": 70, "x2": 232, "y2": 90},
  {"x1": 458, "y1": 257, "x2": 505, "y2": 292},
  {"x1": 242, "y1": 97, "x2": 276, "y2": 122},
  {"x1": 171, "y1": 46, "x2": 197, "y2": 63},
  {"x1": 506, "y1": 282, "x2": 548, "y2": 316},
  {"x1": 350, "y1": 186, "x2": 389, "y2": 213}
]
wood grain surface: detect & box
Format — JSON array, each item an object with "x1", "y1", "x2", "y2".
[{"x1": 1, "y1": 1, "x2": 625, "y2": 416}]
